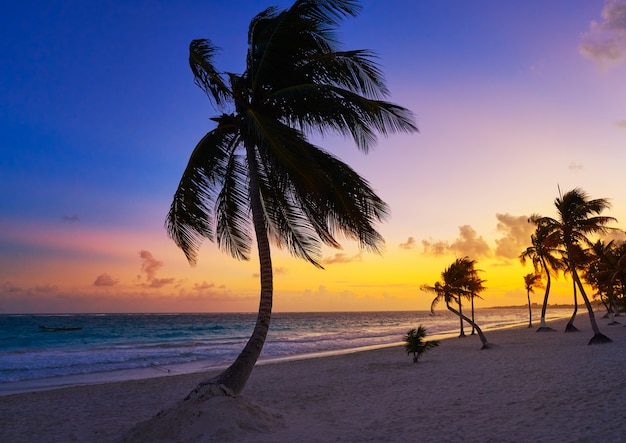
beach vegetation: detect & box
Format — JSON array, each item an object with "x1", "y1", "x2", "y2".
[
  {"x1": 165, "y1": 0, "x2": 416, "y2": 398},
  {"x1": 520, "y1": 220, "x2": 564, "y2": 332},
  {"x1": 404, "y1": 326, "x2": 439, "y2": 362},
  {"x1": 523, "y1": 273, "x2": 543, "y2": 328},
  {"x1": 531, "y1": 188, "x2": 617, "y2": 345},
  {"x1": 422, "y1": 257, "x2": 491, "y2": 349},
  {"x1": 584, "y1": 239, "x2": 624, "y2": 324}
]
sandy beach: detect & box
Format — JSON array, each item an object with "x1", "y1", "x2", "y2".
[{"x1": 1, "y1": 316, "x2": 625, "y2": 442}]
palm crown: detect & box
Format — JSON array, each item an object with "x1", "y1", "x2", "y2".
[{"x1": 166, "y1": 0, "x2": 417, "y2": 268}]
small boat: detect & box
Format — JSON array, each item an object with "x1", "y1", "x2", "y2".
[{"x1": 39, "y1": 325, "x2": 83, "y2": 332}]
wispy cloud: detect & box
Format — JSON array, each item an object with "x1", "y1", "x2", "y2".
[
  {"x1": 322, "y1": 251, "x2": 364, "y2": 265},
  {"x1": 422, "y1": 225, "x2": 491, "y2": 259},
  {"x1": 139, "y1": 250, "x2": 163, "y2": 281},
  {"x1": 399, "y1": 236, "x2": 417, "y2": 250},
  {"x1": 62, "y1": 214, "x2": 80, "y2": 223},
  {"x1": 568, "y1": 161, "x2": 584, "y2": 170},
  {"x1": 615, "y1": 119, "x2": 626, "y2": 128},
  {"x1": 252, "y1": 267, "x2": 287, "y2": 279},
  {"x1": 579, "y1": 0, "x2": 626, "y2": 68},
  {"x1": 148, "y1": 278, "x2": 175, "y2": 289},
  {"x1": 94, "y1": 273, "x2": 118, "y2": 286}
]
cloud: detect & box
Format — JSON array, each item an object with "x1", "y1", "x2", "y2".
[
  {"x1": 148, "y1": 278, "x2": 175, "y2": 289},
  {"x1": 193, "y1": 281, "x2": 216, "y2": 291},
  {"x1": 62, "y1": 214, "x2": 80, "y2": 223},
  {"x1": 322, "y1": 251, "x2": 364, "y2": 265},
  {"x1": 422, "y1": 225, "x2": 491, "y2": 259},
  {"x1": 421, "y1": 239, "x2": 450, "y2": 256},
  {"x1": 139, "y1": 250, "x2": 163, "y2": 281},
  {"x1": 494, "y1": 213, "x2": 534, "y2": 259},
  {"x1": 252, "y1": 267, "x2": 287, "y2": 278},
  {"x1": 0, "y1": 281, "x2": 240, "y2": 314},
  {"x1": 579, "y1": 0, "x2": 626, "y2": 68},
  {"x1": 615, "y1": 120, "x2": 626, "y2": 128},
  {"x1": 399, "y1": 237, "x2": 417, "y2": 250},
  {"x1": 94, "y1": 273, "x2": 118, "y2": 286},
  {"x1": 568, "y1": 162, "x2": 584, "y2": 170}
]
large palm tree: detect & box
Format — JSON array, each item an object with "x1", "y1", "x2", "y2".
[
  {"x1": 520, "y1": 219, "x2": 563, "y2": 331},
  {"x1": 534, "y1": 188, "x2": 616, "y2": 345},
  {"x1": 523, "y1": 273, "x2": 543, "y2": 328},
  {"x1": 422, "y1": 257, "x2": 490, "y2": 349},
  {"x1": 165, "y1": 0, "x2": 417, "y2": 397}
]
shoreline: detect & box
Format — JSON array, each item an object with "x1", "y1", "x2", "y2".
[
  {"x1": 1, "y1": 316, "x2": 625, "y2": 442},
  {"x1": 0, "y1": 314, "x2": 568, "y2": 397}
]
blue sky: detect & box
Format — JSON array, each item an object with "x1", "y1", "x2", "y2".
[{"x1": 1, "y1": 1, "x2": 625, "y2": 313}]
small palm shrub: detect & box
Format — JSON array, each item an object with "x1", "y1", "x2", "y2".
[{"x1": 404, "y1": 326, "x2": 439, "y2": 363}]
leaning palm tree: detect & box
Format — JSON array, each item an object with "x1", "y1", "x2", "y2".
[
  {"x1": 534, "y1": 188, "x2": 617, "y2": 345},
  {"x1": 165, "y1": 0, "x2": 417, "y2": 397},
  {"x1": 422, "y1": 257, "x2": 490, "y2": 349},
  {"x1": 523, "y1": 273, "x2": 543, "y2": 328},
  {"x1": 521, "y1": 219, "x2": 563, "y2": 331}
]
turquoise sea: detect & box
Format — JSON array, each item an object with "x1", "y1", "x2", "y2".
[{"x1": 0, "y1": 307, "x2": 572, "y2": 395}]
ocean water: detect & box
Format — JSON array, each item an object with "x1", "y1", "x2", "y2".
[{"x1": 0, "y1": 308, "x2": 572, "y2": 395}]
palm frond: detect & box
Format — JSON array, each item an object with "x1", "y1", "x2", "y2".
[
  {"x1": 165, "y1": 126, "x2": 240, "y2": 264},
  {"x1": 189, "y1": 39, "x2": 232, "y2": 109},
  {"x1": 215, "y1": 154, "x2": 253, "y2": 261},
  {"x1": 271, "y1": 84, "x2": 416, "y2": 152}
]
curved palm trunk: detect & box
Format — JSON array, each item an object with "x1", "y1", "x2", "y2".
[
  {"x1": 458, "y1": 298, "x2": 466, "y2": 337},
  {"x1": 526, "y1": 289, "x2": 533, "y2": 328},
  {"x1": 470, "y1": 295, "x2": 476, "y2": 335},
  {"x1": 537, "y1": 256, "x2": 555, "y2": 331},
  {"x1": 446, "y1": 300, "x2": 490, "y2": 349},
  {"x1": 187, "y1": 146, "x2": 274, "y2": 399},
  {"x1": 565, "y1": 279, "x2": 579, "y2": 333},
  {"x1": 571, "y1": 267, "x2": 612, "y2": 344}
]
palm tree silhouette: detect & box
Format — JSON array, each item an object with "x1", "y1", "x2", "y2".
[
  {"x1": 422, "y1": 257, "x2": 490, "y2": 349},
  {"x1": 165, "y1": 0, "x2": 417, "y2": 397},
  {"x1": 521, "y1": 219, "x2": 563, "y2": 331},
  {"x1": 404, "y1": 326, "x2": 439, "y2": 363},
  {"x1": 534, "y1": 188, "x2": 616, "y2": 345},
  {"x1": 585, "y1": 239, "x2": 622, "y2": 324},
  {"x1": 523, "y1": 273, "x2": 543, "y2": 328}
]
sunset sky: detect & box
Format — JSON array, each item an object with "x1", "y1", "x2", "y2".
[{"x1": 1, "y1": 0, "x2": 625, "y2": 314}]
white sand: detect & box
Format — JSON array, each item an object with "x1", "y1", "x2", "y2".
[{"x1": 1, "y1": 317, "x2": 625, "y2": 442}]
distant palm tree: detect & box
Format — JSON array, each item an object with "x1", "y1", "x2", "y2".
[
  {"x1": 521, "y1": 219, "x2": 563, "y2": 331},
  {"x1": 523, "y1": 273, "x2": 543, "y2": 328},
  {"x1": 422, "y1": 257, "x2": 490, "y2": 349},
  {"x1": 404, "y1": 326, "x2": 439, "y2": 363},
  {"x1": 534, "y1": 188, "x2": 617, "y2": 344},
  {"x1": 166, "y1": 0, "x2": 417, "y2": 397}
]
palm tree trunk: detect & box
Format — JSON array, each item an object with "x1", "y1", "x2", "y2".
[
  {"x1": 537, "y1": 257, "x2": 554, "y2": 331},
  {"x1": 565, "y1": 279, "x2": 579, "y2": 333},
  {"x1": 607, "y1": 281, "x2": 620, "y2": 325},
  {"x1": 446, "y1": 301, "x2": 490, "y2": 349},
  {"x1": 458, "y1": 298, "x2": 466, "y2": 337},
  {"x1": 187, "y1": 145, "x2": 274, "y2": 399},
  {"x1": 572, "y1": 269, "x2": 612, "y2": 345},
  {"x1": 470, "y1": 295, "x2": 476, "y2": 335},
  {"x1": 526, "y1": 289, "x2": 533, "y2": 328}
]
